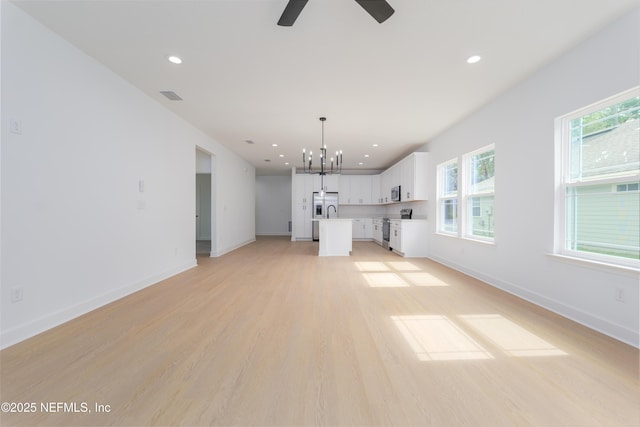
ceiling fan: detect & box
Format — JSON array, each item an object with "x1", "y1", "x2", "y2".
[{"x1": 277, "y1": 0, "x2": 395, "y2": 26}]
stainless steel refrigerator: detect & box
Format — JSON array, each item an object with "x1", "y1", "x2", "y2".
[{"x1": 312, "y1": 192, "x2": 339, "y2": 241}]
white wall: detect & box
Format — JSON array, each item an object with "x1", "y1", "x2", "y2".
[
  {"x1": 424, "y1": 8, "x2": 640, "y2": 346},
  {"x1": 256, "y1": 175, "x2": 292, "y2": 235},
  {"x1": 0, "y1": 3, "x2": 255, "y2": 348}
]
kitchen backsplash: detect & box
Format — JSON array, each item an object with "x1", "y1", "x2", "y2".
[{"x1": 339, "y1": 200, "x2": 428, "y2": 219}]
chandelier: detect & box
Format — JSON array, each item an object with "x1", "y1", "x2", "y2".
[{"x1": 302, "y1": 117, "x2": 343, "y2": 176}]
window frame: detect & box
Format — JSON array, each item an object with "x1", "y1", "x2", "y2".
[
  {"x1": 436, "y1": 158, "x2": 459, "y2": 236},
  {"x1": 462, "y1": 144, "x2": 496, "y2": 243},
  {"x1": 555, "y1": 87, "x2": 640, "y2": 268}
]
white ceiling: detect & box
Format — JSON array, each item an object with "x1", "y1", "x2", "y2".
[{"x1": 13, "y1": 0, "x2": 639, "y2": 175}]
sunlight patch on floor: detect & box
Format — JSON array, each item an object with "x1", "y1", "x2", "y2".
[
  {"x1": 460, "y1": 314, "x2": 567, "y2": 357},
  {"x1": 364, "y1": 273, "x2": 410, "y2": 287},
  {"x1": 355, "y1": 262, "x2": 390, "y2": 271},
  {"x1": 402, "y1": 272, "x2": 449, "y2": 287},
  {"x1": 392, "y1": 315, "x2": 494, "y2": 361},
  {"x1": 386, "y1": 261, "x2": 421, "y2": 271},
  {"x1": 356, "y1": 260, "x2": 449, "y2": 287}
]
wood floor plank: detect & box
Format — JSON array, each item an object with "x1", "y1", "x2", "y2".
[{"x1": 1, "y1": 237, "x2": 638, "y2": 426}]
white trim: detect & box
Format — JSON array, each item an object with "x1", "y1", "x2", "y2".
[
  {"x1": 211, "y1": 237, "x2": 256, "y2": 257},
  {"x1": 429, "y1": 254, "x2": 639, "y2": 348},
  {"x1": 561, "y1": 86, "x2": 640, "y2": 122},
  {"x1": 435, "y1": 231, "x2": 459, "y2": 239},
  {"x1": 0, "y1": 260, "x2": 198, "y2": 350},
  {"x1": 546, "y1": 253, "x2": 639, "y2": 278},
  {"x1": 462, "y1": 235, "x2": 496, "y2": 246}
]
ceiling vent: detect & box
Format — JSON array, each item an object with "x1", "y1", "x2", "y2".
[{"x1": 160, "y1": 91, "x2": 183, "y2": 101}]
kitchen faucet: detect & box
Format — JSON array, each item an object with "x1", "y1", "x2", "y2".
[{"x1": 327, "y1": 205, "x2": 337, "y2": 218}]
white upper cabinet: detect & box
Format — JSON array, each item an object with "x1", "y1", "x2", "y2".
[
  {"x1": 339, "y1": 175, "x2": 373, "y2": 205},
  {"x1": 295, "y1": 174, "x2": 314, "y2": 204},
  {"x1": 351, "y1": 175, "x2": 372, "y2": 204},
  {"x1": 380, "y1": 169, "x2": 391, "y2": 204},
  {"x1": 339, "y1": 175, "x2": 351, "y2": 204},
  {"x1": 399, "y1": 152, "x2": 428, "y2": 201},
  {"x1": 324, "y1": 174, "x2": 340, "y2": 192},
  {"x1": 381, "y1": 163, "x2": 400, "y2": 203},
  {"x1": 372, "y1": 174, "x2": 381, "y2": 204},
  {"x1": 313, "y1": 173, "x2": 339, "y2": 193},
  {"x1": 333, "y1": 152, "x2": 428, "y2": 206}
]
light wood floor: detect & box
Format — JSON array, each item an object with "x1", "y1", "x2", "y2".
[{"x1": 1, "y1": 237, "x2": 638, "y2": 426}]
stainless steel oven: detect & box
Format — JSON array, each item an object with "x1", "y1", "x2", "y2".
[{"x1": 382, "y1": 218, "x2": 390, "y2": 249}]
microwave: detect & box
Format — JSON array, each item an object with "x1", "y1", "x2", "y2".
[{"x1": 391, "y1": 185, "x2": 401, "y2": 202}]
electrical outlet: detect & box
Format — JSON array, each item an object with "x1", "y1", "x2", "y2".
[
  {"x1": 11, "y1": 287, "x2": 23, "y2": 303},
  {"x1": 615, "y1": 288, "x2": 625, "y2": 303},
  {"x1": 10, "y1": 118, "x2": 22, "y2": 135}
]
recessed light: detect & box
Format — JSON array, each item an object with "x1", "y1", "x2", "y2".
[
  {"x1": 358, "y1": 162, "x2": 364, "y2": 166},
  {"x1": 279, "y1": 154, "x2": 284, "y2": 158},
  {"x1": 364, "y1": 154, "x2": 370, "y2": 158},
  {"x1": 285, "y1": 162, "x2": 289, "y2": 165},
  {"x1": 372, "y1": 144, "x2": 379, "y2": 147},
  {"x1": 272, "y1": 143, "x2": 278, "y2": 147},
  {"x1": 467, "y1": 55, "x2": 481, "y2": 64},
  {"x1": 168, "y1": 55, "x2": 183, "y2": 64}
]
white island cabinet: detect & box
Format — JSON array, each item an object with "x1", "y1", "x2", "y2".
[{"x1": 316, "y1": 219, "x2": 352, "y2": 256}]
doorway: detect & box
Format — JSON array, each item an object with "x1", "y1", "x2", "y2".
[{"x1": 196, "y1": 148, "x2": 215, "y2": 256}]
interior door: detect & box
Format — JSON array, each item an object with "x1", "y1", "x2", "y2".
[{"x1": 196, "y1": 173, "x2": 212, "y2": 240}]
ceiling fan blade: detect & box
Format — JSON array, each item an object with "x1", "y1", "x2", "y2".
[
  {"x1": 277, "y1": 0, "x2": 309, "y2": 26},
  {"x1": 354, "y1": 0, "x2": 395, "y2": 23}
]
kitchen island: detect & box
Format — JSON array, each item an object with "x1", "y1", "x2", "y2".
[{"x1": 314, "y1": 219, "x2": 352, "y2": 256}]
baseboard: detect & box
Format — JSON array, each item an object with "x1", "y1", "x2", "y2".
[
  {"x1": 429, "y1": 254, "x2": 639, "y2": 348},
  {"x1": 211, "y1": 238, "x2": 256, "y2": 257},
  {"x1": 255, "y1": 232, "x2": 291, "y2": 236},
  {"x1": 0, "y1": 260, "x2": 198, "y2": 350}
]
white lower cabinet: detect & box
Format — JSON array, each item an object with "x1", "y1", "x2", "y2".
[
  {"x1": 389, "y1": 220, "x2": 400, "y2": 252},
  {"x1": 389, "y1": 219, "x2": 428, "y2": 257},
  {"x1": 372, "y1": 219, "x2": 383, "y2": 244},
  {"x1": 294, "y1": 203, "x2": 312, "y2": 239},
  {"x1": 352, "y1": 218, "x2": 373, "y2": 240}
]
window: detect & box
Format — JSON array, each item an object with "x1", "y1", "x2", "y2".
[
  {"x1": 437, "y1": 160, "x2": 458, "y2": 234},
  {"x1": 556, "y1": 87, "x2": 639, "y2": 266},
  {"x1": 437, "y1": 145, "x2": 495, "y2": 241},
  {"x1": 464, "y1": 145, "x2": 495, "y2": 240},
  {"x1": 616, "y1": 183, "x2": 639, "y2": 192}
]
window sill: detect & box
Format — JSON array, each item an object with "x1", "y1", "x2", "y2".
[
  {"x1": 435, "y1": 232, "x2": 496, "y2": 246},
  {"x1": 463, "y1": 236, "x2": 495, "y2": 246},
  {"x1": 435, "y1": 231, "x2": 459, "y2": 239},
  {"x1": 546, "y1": 253, "x2": 640, "y2": 278}
]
